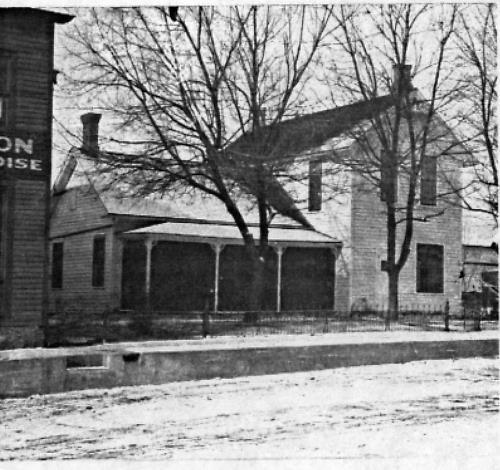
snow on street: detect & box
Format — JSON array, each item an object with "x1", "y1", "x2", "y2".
[{"x1": 0, "y1": 357, "x2": 498, "y2": 466}]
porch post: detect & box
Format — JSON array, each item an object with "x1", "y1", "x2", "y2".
[
  {"x1": 145, "y1": 237, "x2": 154, "y2": 309},
  {"x1": 210, "y1": 243, "x2": 224, "y2": 312},
  {"x1": 330, "y1": 246, "x2": 339, "y2": 310},
  {"x1": 275, "y1": 246, "x2": 284, "y2": 313}
]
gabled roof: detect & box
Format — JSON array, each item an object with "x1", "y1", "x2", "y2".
[
  {"x1": 53, "y1": 94, "x2": 396, "y2": 232},
  {"x1": 228, "y1": 95, "x2": 395, "y2": 160}
]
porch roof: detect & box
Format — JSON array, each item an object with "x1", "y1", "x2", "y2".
[{"x1": 124, "y1": 220, "x2": 340, "y2": 248}]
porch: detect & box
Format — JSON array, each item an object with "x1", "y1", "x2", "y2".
[{"x1": 120, "y1": 220, "x2": 341, "y2": 313}]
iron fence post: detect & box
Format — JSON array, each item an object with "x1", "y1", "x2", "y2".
[{"x1": 444, "y1": 300, "x2": 450, "y2": 332}]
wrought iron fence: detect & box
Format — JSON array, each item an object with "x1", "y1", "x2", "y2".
[{"x1": 44, "y1": 305, "x2": 498, "y2": 347}]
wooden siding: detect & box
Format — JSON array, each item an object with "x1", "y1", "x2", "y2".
[
  {"x1": 50, "y1": 186, "x2": 112, "y2": 238},
  {"x1": 0, "y1": 12, "x2": 54, "y2": 131},
  {"x1": 49, "y1": 227, "x2": 118, "y2": 314},
  {"x1": 9, "y1": 180, "x2": 47, "y2": 321},
  {"x1": 0, "y1": 10, "x2": 69, "y2": 342}
]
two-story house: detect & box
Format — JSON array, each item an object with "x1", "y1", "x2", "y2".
[{"x1": 50, "y1": 68, "x2": 464, "y2": 319}]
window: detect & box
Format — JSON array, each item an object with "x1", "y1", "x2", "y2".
[
  {"x1": 380, "y1": 152, "x2": 398, "y2": 202},
  {"x1": 0, "y1": 55, "x2": 16, "y2": 129},
  {"x1": 51, "y1": 242, "x2": 64, "y2": 289},
  {"x1": 421, "y1": 156, "x2": 437, "y2": 205},
  {"x1": 92, "y1": 235, "x2": 106, "y2": 287},
  {"x1": 416, "y1": 244, "x2": 443, "y2": 293},
  {"x1": 308, "y1": 160, "x2": 322, "y2": 211}
]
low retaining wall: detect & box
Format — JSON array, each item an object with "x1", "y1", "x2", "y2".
[{"x1": 0, "y1": 335, "x2": 498, "y2": 398}]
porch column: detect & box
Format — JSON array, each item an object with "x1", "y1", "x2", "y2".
[
  {"x1": 145, "y1": 237, "x2": 154, "y2": 309},
  {"x1": 275, "y1": 246, "x2": 285, "y2": 312},
  {"x1": 210, "y1": 243, "x2": 224, "y2": 312},
  {"x1": 330, "y1": 246, "x2": 339, "y2": 310}
]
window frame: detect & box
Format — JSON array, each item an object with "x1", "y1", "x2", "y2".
[{"x1": 416, "y1": 243, "x2": 444, "y2": 293}]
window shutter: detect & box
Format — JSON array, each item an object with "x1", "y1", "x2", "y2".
[
  {"x1": 380, "y1": 152, "x2": 397, "y2": 203},
  {"x1": 92, "y1": 235, "x2": 106, "y2": 287},
  {"x1": 308, "y1": 160, "x2": 322, "y2": 211},
  {"x1": 421, "y1": 156, "x2": 437, "y2": 205},
  {"x1": 51, "y1": 243, "x2": 64, "y2": 289}
]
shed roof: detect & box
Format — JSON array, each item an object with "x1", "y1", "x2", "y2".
[{"x1": 125, "y1": 220, "x2": 339, "y2": 246}]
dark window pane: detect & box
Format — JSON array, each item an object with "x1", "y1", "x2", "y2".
[
  {"x1": 52, "y1": 242, "x2": 64, "y2": 289},
  {"x1": 421, "y1": 156, "x2": 437, "y2": 205},
  {"x1": 308, "y1": 160, "x2": 322, "y2": 211},
  {"x1": 92, "y1": 236, "x2": 105, "y2": 287},
  {"x1": 416, "y1": 244, "x2": 443, "y2": 293}
]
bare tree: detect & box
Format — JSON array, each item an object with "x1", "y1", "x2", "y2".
[
  {"x1": 452, "y1": 3, "x2": 497, "y2": 224},
  {"x1": 322, "y1": 4, "x2": 462, "y2": 325},
  {"x1": 60, "y1": 6, "x2": 333, "y2": 310}
]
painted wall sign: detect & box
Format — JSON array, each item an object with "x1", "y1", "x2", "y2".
[{"x1": 0, "y1": 132, "x2": 48, "y2": 179}]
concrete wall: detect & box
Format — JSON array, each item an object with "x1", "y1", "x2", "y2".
[{"x1": 1, "y1": 335, "x2": 497, "y2": 398}]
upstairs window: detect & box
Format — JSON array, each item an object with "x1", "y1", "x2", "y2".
[
  {"x1": 380, "y1": 152, "x2": 398, "y2": 202},
  {"x1": 92, "y1": 235, "x2": 106, "y2": 287},
  {"x1": 51, "y1": 242, "x2": 64, "y2": 289},
  {"x1": 421, "y1": 156, "x2": 437, "y2": 205},
  {"x1": 416, "y1": 244, "x2": 443, "y2": 293},
  {"x1": 0, "y1": 55, "x2": 16, "y2": 129},
  {"x1": 308, "y1": 160, "x2": 322, "y2": 212}
]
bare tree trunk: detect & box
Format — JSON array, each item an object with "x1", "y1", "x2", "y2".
[
  {"x1": 385, "y1": 158, "x2": 399, "y2": 330},
  {"x1": 387, "y1": 269, "x2": 399, "y2": 330},
  {"x1": 245, "y1": 195, "x2": 269, "y2": 322}
]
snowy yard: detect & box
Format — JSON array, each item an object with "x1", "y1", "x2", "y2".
[{"x1": 0, "y1": 357, "x2": 498, "y2": 467}]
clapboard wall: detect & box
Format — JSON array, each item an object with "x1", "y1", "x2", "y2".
[{"x1": 0, "y1": 9, "x2": 72, "y2": 348}]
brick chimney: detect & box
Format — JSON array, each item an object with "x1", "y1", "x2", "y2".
[
  {"x1": 391, "y1": 64, "x2": 413, "y2": 95},
  {"x1": 80, "y1": 112, "x2": 101, "y2": 156}
]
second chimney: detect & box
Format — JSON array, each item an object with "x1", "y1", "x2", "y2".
[
  {"x1": 81, "y1": 112, "x2": 101, "y2": 156},
  {"x1": 392, "y1": 64, "x2": 413, "y2": 95}
]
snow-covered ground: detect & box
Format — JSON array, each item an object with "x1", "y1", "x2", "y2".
[{"x1": 0, "y1": 357, "x2": 498, "y2": 469}]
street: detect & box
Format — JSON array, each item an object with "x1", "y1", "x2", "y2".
[{"x1": 0, "y1": 357, "x2": 498, "y2": 467}]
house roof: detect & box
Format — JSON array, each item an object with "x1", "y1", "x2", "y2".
[
  {"x1": 100, "y1": 195, "x2": 190, "y2": 219},
  {"x1": 125, "y1": 220, "x2": 339, "y2": 246},
  {"x1": 227, "y1": 95, "x2": 395, "y2": 160},
  {"x1": 5, "y1": 7, "x2": 74, "y2": 24}
]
